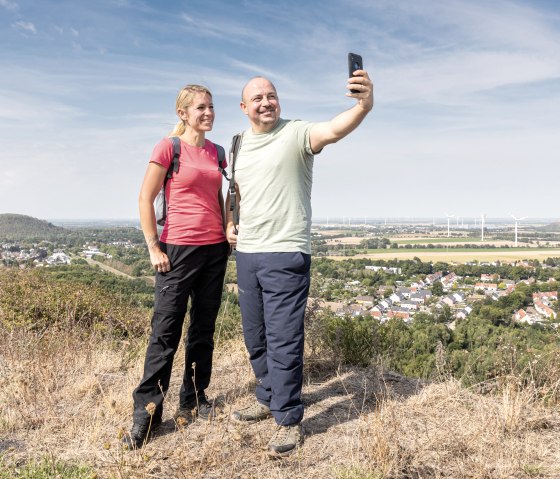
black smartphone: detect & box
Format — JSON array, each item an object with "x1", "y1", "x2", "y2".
[{"x1": 348, "y1": 52, "x2": 363, "y2": 94}]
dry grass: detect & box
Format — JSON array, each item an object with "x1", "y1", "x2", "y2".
[
  {"x1": 2, "y1": 327, "x2": 560, "y2": 478},
  {"x1": 359, "y1": 380, "x2": 560, "y2": 478}
]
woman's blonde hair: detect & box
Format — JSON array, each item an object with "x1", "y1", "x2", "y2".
[{"x1": 169, "y1": 84, "x2": 212, "y2": 137}]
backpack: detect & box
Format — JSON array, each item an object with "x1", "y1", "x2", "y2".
[
  {"x1": 154, "y1": 137, "x2": 227, "y2": 226},
  {"x1": 228, "y1": 133, "x2": 243, "y2": 233}
]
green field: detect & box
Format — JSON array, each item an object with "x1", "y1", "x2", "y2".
[
  {"x1": 369, "y1": 247, "x2": 546, "y2": 253},
  {"x1": 392, "y1": 238, "x2": 484, "y2": 244},
  {"x1": 326, "y1": 248, "x2": 560, "y2": 263}
]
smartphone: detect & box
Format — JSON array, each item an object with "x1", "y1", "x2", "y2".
[{"x1": 348, "y1": 52, "x2": 363, "y2": 94}]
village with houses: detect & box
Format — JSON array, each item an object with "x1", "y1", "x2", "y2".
[
  {"x1": 319, "y1": 262, "x2": 559, "y2": 327},
  {"x1": 0, "y1": 242, "x2": 129, "y2": 266}
]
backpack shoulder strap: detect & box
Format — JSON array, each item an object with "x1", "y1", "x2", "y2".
[
  {"x1": 216, "y1": 144, "x2": 225, "y2": 167},
  {"x1": 167, "y1": 136, "x2": 181, "y2": 179},
  {"x1": 229, "y1": 134, "x2": 242, "y2": 176},
  {"x1": 215, "y1": 144, "x2": 228, "y2": 180},
  {"x1": 228, "y1": 133, "x2": 243, "y2": 230}
]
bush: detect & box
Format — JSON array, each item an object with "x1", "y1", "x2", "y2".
[
  {"x1": 0, "y1": 268, "x2": 150, "y2": 338},
  {"x1": 321, "y1": 312, "x2": 379, "y2": 367}
]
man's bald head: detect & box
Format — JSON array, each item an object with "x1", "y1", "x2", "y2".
[{"x1": 241, "y1": 76, "x2": 277, "y2": 103}]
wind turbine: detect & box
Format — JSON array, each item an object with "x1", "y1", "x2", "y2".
[
  {"x1": 480, "y1": 213, "x2": 486, "y2": 241},
  {"x1": 445, "y1": 213, "x2": 455, "y2": 237},
  {"x1": 510, "y1": 214, "x2": 528, "y2": 247}
]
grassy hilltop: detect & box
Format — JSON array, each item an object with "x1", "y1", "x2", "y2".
[
  {"x1": 0, "y1": 213, "x2": 66, "y2": 242},
  {"x1": 1, "y1": 267, "x2": 560, "y2": 478}
]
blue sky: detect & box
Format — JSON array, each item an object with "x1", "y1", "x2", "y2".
[{"x1": 1, "y1": 0, "x2": 559, "y2": 222}]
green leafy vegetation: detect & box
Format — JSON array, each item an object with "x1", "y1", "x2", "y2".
[
  {"x1": 0, "y1": 213, "x2": 145, "y2": 250},
  {"x1": 0, "y1": 214, "x2": 65, "y2": 241},
  {"x1": 0, "y1": 455, "x2": 95, "y2": 479},
  {"x1": 41, "y1": 264, "x2": 155, "y2": 308},
  {"x1": 0, "y1": 268, "x2": 150, "y2": 337},
  {"x1": 309, "y1": 304, "x2": 560, "y2": 393}
]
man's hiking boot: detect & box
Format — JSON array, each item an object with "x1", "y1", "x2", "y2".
[
  {"x1": 231, "y1": 401, "x2": 272, "y2": 422},
  {"x1": 121, "y1": 417, "x2": 161, "y2": 450},
  {"x1": 175, "y1": 396, "x2": 217, "y2": 426},
  {"x1": 268, "y1": 423, "x2": 304, "y2": 457}
]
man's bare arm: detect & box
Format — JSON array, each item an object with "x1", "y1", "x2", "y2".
[{"x1": 309, "y1": 70, "x2": 374, "y2": 153}]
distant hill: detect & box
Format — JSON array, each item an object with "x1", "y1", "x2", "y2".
[
  {"x1": 541, "y1": 222, "x2": 560, "y2": 233},
  {"x1": 0, "y1": 213, "x2": 66, "y2": 241}
]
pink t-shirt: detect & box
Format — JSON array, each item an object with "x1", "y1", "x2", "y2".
[{"x1": 150, "y1": 138, "x2": 227, "y2": 245}]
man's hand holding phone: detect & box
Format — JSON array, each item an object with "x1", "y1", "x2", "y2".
[
  {"x1": 347, "y1": 52, "x2": 373, "y2": 111},
  {"x1": 348, "y1": 53, "x2": 363, "y2": 93}
]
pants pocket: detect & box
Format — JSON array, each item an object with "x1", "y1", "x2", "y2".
[
  {"x1": 154, "y1": 282, "x2": 188, "y2": 312},
  {"x1": 286, "y1": 252, "x2": 311, "y2": 274}
]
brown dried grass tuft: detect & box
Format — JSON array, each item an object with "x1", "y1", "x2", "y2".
[
  {"x1": 359, "y1": 379, "x2": 560, "y2": 478},
  {"x1": 2, "y1": 326, "x2": 560, "y2": 478}
]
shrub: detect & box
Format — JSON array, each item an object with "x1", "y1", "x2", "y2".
[
  {"x1": 321, "y1": 312, "x2": 379, "y2": 367},
  {"x1": 0, "y1": 268, "x2": 149, "y2": 338}
]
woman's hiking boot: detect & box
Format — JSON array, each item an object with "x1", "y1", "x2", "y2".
[
  {"x1": 175, "y1": 396, "x2": 217, "y2": 426},
  {"x1": 121, "y1": 417, "x2": 161, "y2": 450}
]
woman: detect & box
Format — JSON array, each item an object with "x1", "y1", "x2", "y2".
[{"x1": 123, "y1": 84, "x2": 229, "y2": 449}]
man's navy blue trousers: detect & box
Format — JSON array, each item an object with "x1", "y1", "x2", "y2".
[{"x1": 236, "y1": 251, "x2": 311, "y2": 426}]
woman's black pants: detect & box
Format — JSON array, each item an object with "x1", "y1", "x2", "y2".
[{"x1": 132, "y1": 241, "x2": 228, "y2": 425}]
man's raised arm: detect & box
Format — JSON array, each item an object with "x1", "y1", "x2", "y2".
[{"x1": 309, "y1": 69, "x2": 374, "y2": 154}]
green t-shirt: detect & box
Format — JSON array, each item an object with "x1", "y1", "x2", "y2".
[{"x1": 235, "y1": 119, "x2": 315, "y2": 254}]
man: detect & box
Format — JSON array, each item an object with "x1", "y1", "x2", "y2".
[{"x1": 226, "y1": 67, "x2": 373, "y2": 457}]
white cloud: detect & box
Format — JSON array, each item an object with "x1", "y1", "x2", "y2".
[
  {"x1": 13, "y1": 21, "x2": 37, "y2": 34},
  {"x1": 0, "y1": 89, "x2": 83, "y2": 123},
  {"x1": 0, "y1": 0, "x2": 18, "y2": 12},
  {"x1": 178, "y1": 13, "x2": 267, "y2": 45},
  {"x1": 380, "y1": 51, "x2": 560, "y2": 106}
]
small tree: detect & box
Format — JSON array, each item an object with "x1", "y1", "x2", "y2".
[{"x1": 431, "y1": 281, "x2": 444, "y2": 296}]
